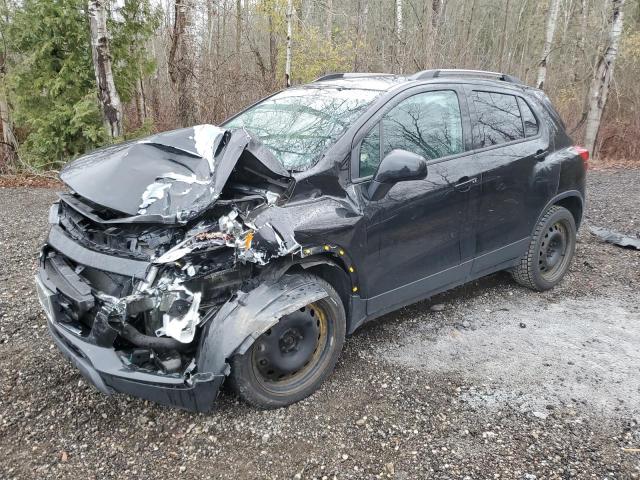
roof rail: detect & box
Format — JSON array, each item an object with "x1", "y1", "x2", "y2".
[
  {"x1": 313, "y1": 73, "x2": 346, "y2": 82},
  {"x1": 312, "y1": 72, "x2": 396, "y2": 82},
  {"x1": 410, "y1": 69, "x2": 522, "y2": 84}
]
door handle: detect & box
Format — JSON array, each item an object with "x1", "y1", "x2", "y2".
[
  {"x1": 455, "y1": 176, "x2": 479, "y2": 192},
  {"x1": 534, "y1": 149, "x2": 548, "y2": 161}
]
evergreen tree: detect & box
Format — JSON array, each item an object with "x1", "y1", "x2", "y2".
[
  {"x1": 7, "y1": 0, "x2": 106, "y2": 168},
  {"x1": 6, "y1": 0, "x2": 159, "y2": 168}
]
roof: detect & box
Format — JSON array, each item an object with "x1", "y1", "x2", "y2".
[
  {"x1": 310, "y1": 69, "x2": 525, "y2": 91},
  {"x1": 309, "y1": 74, "x2": 408, "y2": 91}
]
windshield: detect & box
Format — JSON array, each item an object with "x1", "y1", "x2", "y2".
[{"x1": 225, "y1": 87, "x2": 381, "y2": 171}]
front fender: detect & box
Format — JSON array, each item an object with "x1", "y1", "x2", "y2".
[{"x1": 196, "y1": 274, "x2": 329, "y2": 376}]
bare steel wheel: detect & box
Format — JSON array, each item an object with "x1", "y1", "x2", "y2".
[
  {"x1": 512, "y1": 205, "x2": 577, "y2": 291},
  {"x1": 251, "y1": 303, "x2": 328, "y2": 389},
  {"x1": 228, "y1": 274, "x2": 346, "y2": 409},
  {"x1": 539, "y1": 221, "x2": 571, "y2": 282}
]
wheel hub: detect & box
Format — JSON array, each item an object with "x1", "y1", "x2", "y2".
[
  {"x1": 540, "y1": 222, "x2": 568, "y2": 274},
  {"x1": 254, "y1": 307, "x2": 321, "y2": 381}
]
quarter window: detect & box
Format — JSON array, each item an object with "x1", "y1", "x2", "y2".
[
  {"x1": 471, "y1": 91, "x2": 524, "y2": 148},
  {"x1": 358, "y1": 90, "x2": 464, "y2": 177},
  {"x1": 518, "y1": 97, "x2": 539, "y2": 137}
]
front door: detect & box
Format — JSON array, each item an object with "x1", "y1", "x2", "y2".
[{"x1": 354, "y1": 88, "x2": 480, "y2": 315}]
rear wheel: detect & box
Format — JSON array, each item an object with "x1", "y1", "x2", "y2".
[
  {"x1": 512, "y1": 205, "x2": 576, "y2": 291},
  {"x1": 228, "y1": 274, "x2": 346, "y2": 409}
]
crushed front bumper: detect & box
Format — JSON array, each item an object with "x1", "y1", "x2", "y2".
[{"x1": 36, "y1": 259, "x2": 224, "y2": 413}]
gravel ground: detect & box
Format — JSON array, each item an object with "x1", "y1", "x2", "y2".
[{"x1": 1, "y1": 170, "x2": 639, "y2": 479}]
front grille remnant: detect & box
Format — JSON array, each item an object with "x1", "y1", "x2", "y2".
[{"x1": 57, "y1": 195, "x2": 182, "y2": 261}]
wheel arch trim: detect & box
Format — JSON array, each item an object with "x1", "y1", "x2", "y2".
[
  {"x1": 196, "y1": 274, "x2": 331, "y2": 377},
  {"x1": 538, "y1": 190, "x2": 584, "y2": 228}
]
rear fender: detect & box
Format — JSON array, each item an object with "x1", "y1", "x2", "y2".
[{"x1": 196, "y1": 274, "x2": 329, "y2": 376}]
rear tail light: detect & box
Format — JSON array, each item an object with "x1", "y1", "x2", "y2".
[{"x1": 572, "y1": 146, "x2": 589, "y2": 170}]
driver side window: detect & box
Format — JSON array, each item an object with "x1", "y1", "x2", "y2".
[{"x1": 358, "y1": 90, "x2": 464, "y2": 177}]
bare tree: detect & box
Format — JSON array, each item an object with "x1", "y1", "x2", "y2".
[
  {"x1": 88, "y1": 0, "x2": 124, "y2": 138},
  {"x1": 396, "y1": 0, "x2": 403, "y2": 39},
  {"x1": 584, "y1": 0, "x2": 625, "y2": 156},
  {"x1": 236, "y1": 0, "x2": 242, "y2": 52},
  {"x1": 499, "y1": 0, "x2": 511, "y2": 71},
  {"x1": 0, "y1": 43, "x2": 17, "y2": 156},
  {"x1": 432, "y1": 0, "x2": 442, "y2": 29},
  {"x1": 325, "y1": 0, "x2": 332, "y2": 41},
  {"x1": 353, "y1": 0, "x2": 369, "y2": 69},
  {"x1": 168, "y1": 0, "x2": 196, "y2": 127},
  {"x1": 285, "y1": 0, "x2": 293, "y2": 87},
  {"x1": 536, "y1": 0, "x2": 560, "y2": 89}
]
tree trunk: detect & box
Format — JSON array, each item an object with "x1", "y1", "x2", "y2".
[
  {"x1": 573, "y1": 0, "x2": 588, "y2": 83},
  {"x1": 235, "y1": 0, "x2": 241, "y2": 53},
  {"x1": 88, "y1": 0, "x2": 124, "y2": 138},
  {"x1": 285, "y1": 0, "x2": 293, "y2": 87},
  {"x1": 168, "y1": 0, "x2": 195, "y2": 128},
  {"x1": 353, "y1": 0, "x2": 369, "y2": 70},
  {"x1": 269, "y1": 14, "x2": 277, "y2": 86},
  {"x1": 431, "y1": 0, "x2": 441, "y2": 29},
  {"x1": 463, "y1": 0, "x2": 476, "y2": 66},
  {"x1": 396, "y1": 0, "x2": 403, "y2": 40},
  {"x1": 325, "y1": 0, "x2": 332, "y2": 41},
  {"x1": 535, "y1": 0, "x2": 560, "y2": 89},
  {"x1": 135, "y1": 75, "x2": 147, "y2": 125},
  {"x1": 499, "y1": 0, "x2": 511, "y2": 71},
  {"x1": 584, "y1": 0, "x2": 625, "y2": 157}
]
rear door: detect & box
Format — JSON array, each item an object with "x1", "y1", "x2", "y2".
[
  {"x1": 353, "y1": 86, "x2": 482, "y2": 315},
  {"x1": 464, "y1": 86, "x2": 551, "y2": 274}
]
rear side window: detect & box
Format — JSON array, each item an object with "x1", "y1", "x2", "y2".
[
  {"x1": 471, "y1": 91, "x2": 524, "y2": 148},
  {"x1": 518, "y1": 97, "x2": 539, "y2": 137},
  {"x1": 358, "y1": 90, "x2": 463, "y2": 177}
]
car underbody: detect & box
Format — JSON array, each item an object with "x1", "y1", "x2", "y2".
[{"x1": 37, "y1": 125, "x2": 352, "y2": 411}]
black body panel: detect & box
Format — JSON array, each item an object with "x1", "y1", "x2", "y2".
[{"x1": 38, "y1": 71, "x2": 586, "y2": 410}]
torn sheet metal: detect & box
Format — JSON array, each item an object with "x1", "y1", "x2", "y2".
[
  {"x1": 590, "y1": 226, "x2": 640, "y2": 250},
  {"x1": 59, "y1": 125, "x2": 292, "y2": 224},
  {"x1": 197, "y1": 274, "x2": 330, "y2": 376},
  {"x1": 156, "y1": 290, "x2": 202, "y2": 344}
]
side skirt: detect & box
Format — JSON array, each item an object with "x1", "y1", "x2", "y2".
[{"x1": 348, "y1": 237, "x2": 529, "y2": 333}]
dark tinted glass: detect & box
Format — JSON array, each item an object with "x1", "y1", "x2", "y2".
[
  {"x1": 381, "y1": 90, "x2": 463, "y2": 160},
  {"x1": 471, "y1": 91, "x2": 524, "y2": 148},
  {"x1": 518, "y1": 97, "x2": 539, "y2": 137}
]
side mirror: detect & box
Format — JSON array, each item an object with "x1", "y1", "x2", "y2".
[{"x1": 366, "y1": 149, "x2": 428, "y2": 201}]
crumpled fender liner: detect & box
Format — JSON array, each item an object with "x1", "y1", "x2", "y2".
[{"x1": 196, "y1": 273, "x2": 329, "y2": 376}]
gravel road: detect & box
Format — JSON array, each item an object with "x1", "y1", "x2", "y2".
[{"x1": 1, "y1": 170, "x2": 639, "y2": 479}]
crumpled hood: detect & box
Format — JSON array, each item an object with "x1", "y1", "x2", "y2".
[{"x1": 60, "y1": 125, "x2": 291, "y2": 223}]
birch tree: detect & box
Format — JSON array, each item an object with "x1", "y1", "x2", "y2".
[
  {"x1": 88, "y1": 0, "x2": 124, "y2": 138},
  {"x1": 536, "y1": 0, "x2": 560, "y2": 89},
  {"x1": 395, "y1": 0, "x2": 403, "y2": 39},
  {"x1": 584, "y1": 0, "x2": 625, "y2": 156}
]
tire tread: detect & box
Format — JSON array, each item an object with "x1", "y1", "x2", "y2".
[
  {"x1": 512, "y1": 205, "x2": 568, "y2": 291},
  {"x1": 227, "y1": 273, "x2": 346, "y2": 409}
]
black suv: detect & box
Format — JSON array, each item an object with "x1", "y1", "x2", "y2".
[{"x1": 36, "y1": 69, "x2": 588, "y2": 411}]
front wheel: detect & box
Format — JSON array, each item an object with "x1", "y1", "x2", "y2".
[
  {"x1": 228, "y1": 274, "x2": 346, "y2": 409},
  {"x1": 511, "y1": 205, "x2": 577, "y2": 291}
]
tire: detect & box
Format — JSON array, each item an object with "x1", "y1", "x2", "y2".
[
  {"x1": 511, "y1": 205, "x2": 577, "y2": 291},
  {"x1": 228, "y1": 274, "x2": 346, "y2": 409}
]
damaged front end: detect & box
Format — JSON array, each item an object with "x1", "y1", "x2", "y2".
[{"x1": 36, "y1": 125, "x2": 319, "y2": 411}]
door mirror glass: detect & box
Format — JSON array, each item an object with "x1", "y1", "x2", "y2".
[{"x1": 366, "y1": 149, "x2": 428, "y2": 201}]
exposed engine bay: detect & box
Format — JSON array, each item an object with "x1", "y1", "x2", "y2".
[{"x1": 36, "y1": 124, "x2": 344, "y2": 410}]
